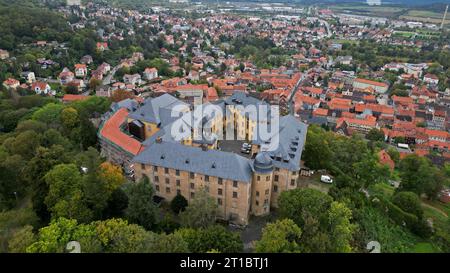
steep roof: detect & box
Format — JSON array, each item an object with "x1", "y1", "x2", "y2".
[
  {"x1": 255, "y1": 115, "x2": 308, "y2": 171},
  {"x1": 100, "y1": 108, "x2": 143, "y2": 155},
  {"x1": 128, "y1": 94, "x2": 189, "y2": 125},
  {"x1": 133, "y1": 142, "x2": 253, "y2": 183}
]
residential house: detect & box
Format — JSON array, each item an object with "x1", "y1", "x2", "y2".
[
  {"x1": 31, "y1": 81, "x2": 53, "y2": 96},
  {"x1": 123, "y1": 74, "x2": 141, "y2": 85},
  {"x1": 0, "y1": 49, "x2": 9, "y2": 60},
  {"x1": 378, "y1": 150, "x2": 395, "y2": 171},
  {"x1": 144, "y1": 67, "x2": 158, "y2": 81},
  {"x1": 75, "y1": 64, "x2": 88, "y2": 78},
  {"x1": 423, "y1": 74, "x2": 439, "y2": 85},
  {"x1": 2, "y1": 78, "x2": 20, "y2": 90},
  {"x1": 96, "y1": 42, "x2": 108, "y2": 52},
  {"x1": 59, "y1": 68, "x2": 75, "y2": 85},
  {"x1": 353, "y1": 78, "x2": 389, "y2": 94},
  {"x1": 81, "y1": 55, "x2": 93, "y2": 64},
  {"x1": 21, "y1": 72, "x2": 36, "y2": 84}
]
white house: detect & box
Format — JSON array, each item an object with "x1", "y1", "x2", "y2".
[
  {"x1": 21, "y1": 71, "x2": 36, "y2": 84},
  {"x1": 32, "y1": 82, "x2": 54, "y2": 96},
  {"x1": 144, "y1": 67, "x2": 158, "y2": 81},
  {"x1": 75, "y1": 64, "x2": 88, "y2": 78},
  {"x1": 423, "y1": 74, "x2": 439, "y2": 85}
]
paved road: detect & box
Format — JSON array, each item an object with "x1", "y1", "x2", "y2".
[
  {"x1": 103, "y1": 65, "x2": 120, "y2": 85},
  {"x1": 318, "y1": 19, "x2": 332, "y2": 37}
]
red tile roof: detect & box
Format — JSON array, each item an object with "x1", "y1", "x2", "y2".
[
  {"x1": 62, "y1": 94, "x2": 90, "y2": 102},
  {"x1": 354, "y1": 78, "x2": 389, "y2": 88},
  {"x1": 100, "y1": 108, "x2": 143, "y2": 155}
]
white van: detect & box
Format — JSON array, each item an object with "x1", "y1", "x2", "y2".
[{"x1": 320, "y1": 175, "x2": 333, "y2": 184}]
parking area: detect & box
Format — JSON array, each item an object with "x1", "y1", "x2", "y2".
[{"x1": 218, "y1": 140, "x2": 253, "y2": 158}]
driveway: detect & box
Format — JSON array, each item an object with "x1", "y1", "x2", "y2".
[{"x1": 229, "y1": 212, "x2": 279, "y2": 253}]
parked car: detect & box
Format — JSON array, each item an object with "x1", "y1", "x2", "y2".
[
  {"x1": 320, "y1": 175, "x2": 333, "y2": 184},
  {"x1": 241, "y1": 147, "x2": 251, "y2": 154},
  {"x1": 242, "y1": 143, "x2": 251, "y2": 149}
]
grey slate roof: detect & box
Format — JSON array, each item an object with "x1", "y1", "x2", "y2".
[
  {"x1": 254, "y1": 115, "x2": 308, "y2": 171},
  {"x1": 133, "y1": 141, "x2": 253, "y2": 183},
  {"x1": 110, "y1": 98, "x2": 138, "y2": 112},
  {"x1": 128, "y1": 94, "x2": 189, "y2": 125}
]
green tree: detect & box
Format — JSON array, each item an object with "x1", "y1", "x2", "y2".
[
  {"x1": 44, "y1": 164, "x2": 93, "y2": 222},
  {"x1": 255, "y1": 219, "x2": 302, "y2": 253},
  {"x1": 31, "y1": 103, "x2": 64, "y2": 127},
  {"x1": 125, "y1": 176, "x2": 157, "y2": 230},
  {"x1": 366, "y1": 128, "x2": 385, "y2": 142},
  {"x1": 170, "y1": 193, "x2": 188, "y2": 214},
  {"x1": 27, "y1": 217, "x2": 83, "y2": 253},
  {"x1": 398, "y1": 155, "x2": 444, "y2": 199},
  {"x1": 302, "y1": 125, "x2": 332, "y2": 170},
  {"x1": 93, "y1": 218, "x2": 154, "y2": 253},
  {"x1": 180, "y1": 188, "x2": 217, "y2": 229},
  {"x1": 353, "y1": 153, "x2": 390, "y2": 188},
  {"x1": 278, "y1": 188, "x2": 355, "y2": 253},
  {"x1": 176, "y1": 225, "x2": 243, "y2": 253},
  {"x1": 8, "y1": 225, "x2": 36, "y2": 253},
  {"x1": 60, "y1": 107, "x2": 79, "y2": 129},
  {"x1": 326, "y1": 201, "x2": 356, "y2": 253},
  {"x1": 392, "y1": 192, "x2": 423, "y2": 220},
  {"x1": 147, "y1": 232, "x2": 189, "y2": 253}
]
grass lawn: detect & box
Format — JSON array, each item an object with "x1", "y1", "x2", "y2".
[
  {"x1": 330, "y1": 4, "x2": 405, "y2": 17},
  {"x1": 298, "y1": 173, "x2": 332, "y2": 194},
  {"x1": 411, "y1": 242, "x2": 438, "y2": 253},
  {"x1": 368, "y1": 182, "x2": 395, "y2": 198},
  {"x1": 407, "y1": 10, "x2": 445, "y2": 19}
]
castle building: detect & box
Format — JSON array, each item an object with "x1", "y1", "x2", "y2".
[{"x1": 99, "y1": 92, "x2": 307, "y2": 225}]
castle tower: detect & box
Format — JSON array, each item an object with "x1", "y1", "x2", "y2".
[{"x1": 251, "y1": 153, "x2": 274, "y2": 216}]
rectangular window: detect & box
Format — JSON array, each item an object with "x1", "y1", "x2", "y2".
[
  {"x1": 154, "y1": 176, "x2": 159, "y2": 182},
  {"x1": 153, "y1": 166, "x2": 158, "y2": 172},
  {"x1": 233, "y1": 181, "x2": 238, "y2": 187},
  {"x1": 218, "y1": 178, "x2": 223, "y2": 184},
  {"x1": 205, "y1": 175, "x2": 209, "y2": 182},
  {"x1": 291, "y1": 179, "x2": 296, "y2": 186},
  {"x1": 264, "y1": 199, "x2": 268, "y2": 205},
  {"x1": 190, "y1": 192, "x2": 195, "y2": 199},
  {"x1": 233, "y1": 192, "x2": 238, "y2": 198},
  {"x1": 166, "y1": 187, "x2": 171, "y2": 194},
  {"x1": 176, "y1": 180, "x2": 180, "y2": 186},
  {"x1": 275, "y1": 167, "x2": 280, "y2": 172},
  {"x1": 218, "y1": 198, "x2": 222, "y2": 206},
  {"x1": 190, "y1": 183, "x2": 195, "y2": 189},
  {"x1": 155, "y1": 185, "x2": 160, "y2": 192},
  {"x1": 218, "y1": 188, "x2": 223, "y2": 196},
  {"x1": 274, "y1": 185, "x2": 278, "y2": 192},
  {"x1": 190, "y1": 172, "x2": 195, "y2": 179},
  {"x1": 255, "y1": 200, "x2": 259, "y2": 206},
  {"x1": 266, "y1": 176, "x2": 270, "y2": 181},
  {"x1": 256, "y1": 191, "x2": 260, "y2": 197},
  {"x1": 257, "y1": 176, "x2": 261, "y2": 181},
  {"x1": 265, "y1": 189, "x2": 269, "y2": 195},
  {"x1": 141, "y1": 163, "x2": 146, "y2": 170},
  {"x1": 176, "y1": 170, "x2": 180, "y2": 176},
  {"x1": 274, "y1": 175, "x2": 279, "y2": 182},
  {"x1": 165, "y1": 178, "x2": 170, "y2": 184},
  {"x1": 165, "y1": 168, "x2": 169, "y2": 174}
]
